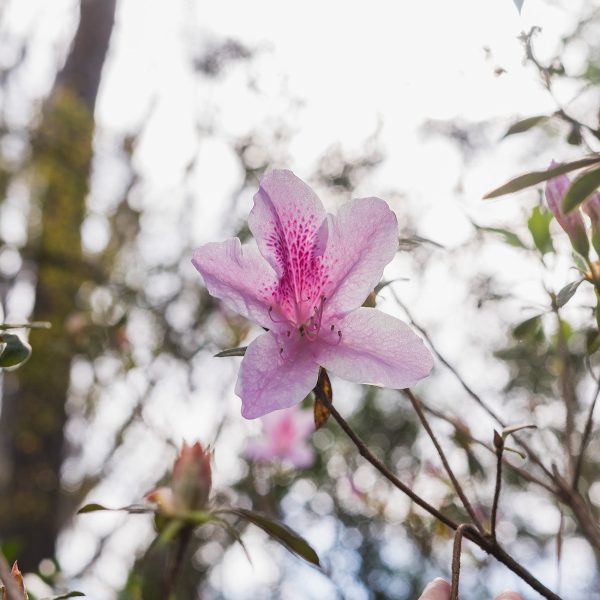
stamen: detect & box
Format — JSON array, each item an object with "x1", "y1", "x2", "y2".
[
  {"x1": 330, "y1": 324, "x2": 335, "y2": 331},
  {"x1": 333, "y1": 329, "x2": 342, "y2": 346}
]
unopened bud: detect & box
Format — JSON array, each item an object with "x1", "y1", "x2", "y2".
[
  {"x1": 545, "y1": 164, "x2": 590, "y2": 258},
  {"x1": 583, "y1": 192, "x2": 600, "y2": 256},
  {"x1": 2, "y1": 561, "x2": 28, "y2": 600},
  {"x1": 171, "y1": 442, "x2": 212, "y2": 512}
]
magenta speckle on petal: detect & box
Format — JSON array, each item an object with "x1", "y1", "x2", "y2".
[{"x1": 192, "y1": 169, "x2": 433, "y2": 418}]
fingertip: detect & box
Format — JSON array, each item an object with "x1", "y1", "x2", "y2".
[
  {"x1": 496, "y1": 593, "x2": 523, "y2": 600},
  {"x1": 419, "y1": 578, "x2": 451, "y2": 600}
]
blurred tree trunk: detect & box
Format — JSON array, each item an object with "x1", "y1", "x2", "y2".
[{"x1": 0, "y1": 0, "x2": 116, "y2": 569}]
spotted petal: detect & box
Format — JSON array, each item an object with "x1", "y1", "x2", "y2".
[
  {"x1": 249, "y1": 170, "x2": 329, "y2": 321},
  {"x1": 323, "y1": 197, "x2": 398, "y2": 316},
  {"x1": 236, "y1": 331, "x2": 321, "y2": 419},
  {"x1": 192, "y1": 239, "x2": 277, "y2": 329},
  {"x1": 314, "y1": 307, "x2": 432, "y2": 388}
]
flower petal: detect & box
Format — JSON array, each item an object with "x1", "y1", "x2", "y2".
[
  {"x1": 323, "y1": 197, "x2": 398, "y2": 315},
  {"x1": 249, "y1": 170, "x2": 329, "y2": 320},
  {"x1": 192, "y1": 238, "x2": 277, "y2": 329},
  {"x1": 314, "y1": 307, "x2": 432, "y2": 388},
  {"x1": 236, "y1": 331, "x2": 320, "y2": 419}
]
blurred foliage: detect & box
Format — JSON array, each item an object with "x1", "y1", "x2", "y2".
[{"x1": 1, "y1": 1, "x2": 600, "y2": 599}]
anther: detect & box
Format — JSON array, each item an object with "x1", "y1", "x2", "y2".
[
  {"x1": 287, "y1": 330, "x2": 291, "y2": 337},
  {"x1": 330, "y1": 324, "x2": 335, "y2": 331}
]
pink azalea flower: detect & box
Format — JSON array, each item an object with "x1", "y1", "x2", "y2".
[
  {"x1": 246, "y1": 405, "x2": 315, "y2": 468},
  {"x1": 192, "y1": 170, "x2": 433, "y2": 418},
  {"x1": 545, "y1": 162, "x2": 589, "y2": 257}
]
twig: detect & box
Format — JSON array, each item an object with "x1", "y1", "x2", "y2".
[
  {"x1": 390, "y1": 289, "x2": 554, "y2": 480},
  {"x1": 324, "y1": 397, "x2": 563, "y2": 600},
  {"x1": 551, "y1": 299, "x2": 577, "y2": 482},
  {"x1": 0, "y1": 552, "x2": 24, "y2": 600},
  {"x1": 404, "y1": 389, "x2": 485, "y2": 534},
  {"x1": 422, "y1": 403, "x2": 556, "y2": 494},
  {"x1": 450, "y1": 524, "x2": 474, "y2": 600},
  {"x1": 572, "y1": 376, "x2": 600, "y2": 489},
  {"x1": 491, "y1": 432, "x2": 504, "y2": 540}
]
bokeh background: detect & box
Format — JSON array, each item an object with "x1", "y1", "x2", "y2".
[{"x1": 0, "y1": 0, "x2": 599, "y2": 598}]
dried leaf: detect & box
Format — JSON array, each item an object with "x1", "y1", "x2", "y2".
[{"x1": 313, "y1": 368, "x2": 332, "y2": 429}]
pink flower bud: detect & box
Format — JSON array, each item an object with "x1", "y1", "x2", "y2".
[
  {"x1": 171, "y1": 442, "x2": 212, "y2": 512},
  {"x1": 583, "y1": 192, "x2": 600, "y2": 256},
  {"x1": 545, "y1": 163, "x2": 590, "y2": 258}
]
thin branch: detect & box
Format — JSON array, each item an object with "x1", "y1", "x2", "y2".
[
  {"x1": 390, "y1": 289, "x2": 554, "y2": 480},
  {"x1": 403, "y1": 389, "x2": 485, "y2": 534},
  {"x1": 491, "y1": 432, "x2": 504, "y2": 541},
  {"x1": 450, "y1": 523, "x2": 474, "y2": 600},
  {"x1": 422, "y1": 403, "x2": 556, "y2": 494},
  {"x1": 324, "y1": 397, "x2": 563, "y2": 600},
  {"x1": 572, "y1": 376, "x2": 600, "y2": 489},
  {"x1": 551, "y1": 300, "x2": 577, "y2": 482}
]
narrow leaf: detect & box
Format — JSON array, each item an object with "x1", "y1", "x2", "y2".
[
  {"x1": 483, "y1": 156, "x2": 600, "y2": 199},
  {"x1": 503, "y1": 115, "x2": 548, "y2": 137},
  {"x1": 397, "y1": 235, "x2": 445, "y2": 250},
  {"x1": 0, "y1": 333, "x2": 31, "y2": 368},
  {"x1": 77, "y1": 503, "x2": 109, "y2": 514},
  {"x1": 214, "y1": 346, "x2": 247, "y2": 358},
  {"x1": 504, "y1": 446, "x2": 527, "y2": 459},
  {"x1": 562, "y1": 167, "x2": 600, "y2": 213},
  {"x1": 513, "y1": 315, "x2": 542, "y2": 340},
  {"x1": 556, "y1": 279, "x2": 585, "y2": 308},
  {"x1": 527, "y1": 206, "x2": 554, "y2": 254},
  {"x1": 213, "y1": 516, "x2": 253, "y2": 564},
  {"x1": 220, "y1": 508, "x2": 320, "y2": 567},
  {"x1": 474, "y1": 225, "x2": 526, "y2": 248},
  {"x1": 501, "y1": 423, "x2": 537, "y2": 440},
  {"x1": 44, "y1": 593, "x2": 86, "y2": 599},
  {"x1": 77, "y1": 503, "x2": 151, "y2": 515},
  {"x1": 313, "y1": 368, "x2": 332, "y2": 429}
]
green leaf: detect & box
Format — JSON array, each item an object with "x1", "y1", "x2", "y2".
[
  {"x1": 527, "y1": 206, "x2": 554, "y2": 254},
  {"x1": 0, "y1": 333, "x2": 31, "y2": 368},
  {"x1": 474, "y1": 225, "x2": 526, "y2": 248},
  {"x1": 483, "y1": 156, "x2": 600, "y2": 199},
  {"x1": 44, "y1": 593, "x2": 86, "y2": 599},
  {"x1": 219, "y1": 508, "x2": 320, "y2": 567},
  {"x1": 504, "y1": 446, "x2": 527, "y2": 459},
  {"x1": 562, "y1": 167, "x2": 600, "y2": 213},
  {"x1": 513, "y1": 315, "x2": 542, "y2": 340},
  {"x1": 573, "y1": 252, "x2": 588, "y2": 272},
  {"x1": 77, "y1": 502, "x2": 152, "y2": 515},
  {"x1": 586, "y1": 329, "x2": 600, "y2": 355},
  {"x1": 556, "y1": 279, "x2": 585, "y2": 308},
  {"x1": 501, "y1": 423, "x2": 537, "y2": 440},
  {"x1": 397, "y1": 236, "x2": 445, "y2": 250},
  {"x1": 214, "y1": 346, "x2": 247, "y2": 358},
  {"x1": 77, "y1": 503, "x2": 109, "y2": 514},
  {"x1": 503, "y1": 115, "x2": 548, "y2": 137}
]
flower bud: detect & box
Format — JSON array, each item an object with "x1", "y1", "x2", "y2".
[
  {"x1": 171, "y1": 442, "x2": 212, "y2": 512},
  {"x1": 2, "y1": 561, "x2": 28, "y2": 600},
  {"x1": 545, "y1": 164, "x2": 590, "y2": 258},
  {"x1": 583, "y1": 192, "x2": 600, "y2": 256}
]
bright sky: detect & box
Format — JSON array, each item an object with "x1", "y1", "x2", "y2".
[{"x1": 2, "y1": 0, "x2": 598, "y2": 598}]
